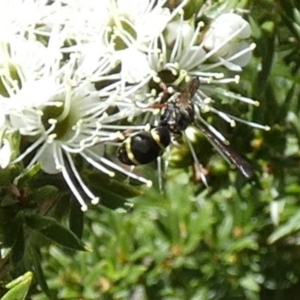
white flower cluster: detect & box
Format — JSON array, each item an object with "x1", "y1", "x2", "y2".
[{"x1": 0, "y1": 0, "x2": 268, "y2": 211}]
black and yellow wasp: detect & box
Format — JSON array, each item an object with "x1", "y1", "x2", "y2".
[{"x1": 117, "y1": 77, "x2": 254, "y2": 180}]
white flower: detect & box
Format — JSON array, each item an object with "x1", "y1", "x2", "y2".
[
  {"x1": 146, "y1": 12, "x2": 267, "y2": 130},
  {"x1": 9, "y1": 56, "x2": 151, "y2": 211},
  {"x1": 0, "y1": 1, "x2": 267, "y2": 208},
  {"x1": 0, "y1": 0, "x2": 47, "y2": 39},
  {"x1": 130, "y1": 11, "x2": 270, "y2": 175},
  {"x1": 59, "y1": 0, "x2": 172, "y2": 46},
  {"x1": 149, "y1": 12, "x2": 255, "y2": 77},
  {"x1": 66, "y1": 44, "x2": 118, "y2": 84},
  {"x1": 10, "y1": 77, "x2": 107, "y2": 210},
  {"x1": 53, "y1": 0, "x2": 189, "y2": 83},
  {"x1": 202, "y1": 13, "x2": 253, "y2": 69},
  {"x1": 0, "y1": 36, "x2": 49, "y2": 99}
]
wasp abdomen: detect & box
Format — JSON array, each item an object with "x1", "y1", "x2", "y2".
[{"x1": 117, "y1": 126, "x2": 171, "y2": 165}]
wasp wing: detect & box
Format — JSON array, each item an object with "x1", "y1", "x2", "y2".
[{"x1": 196, "y1": 121, "x2": 254, "y2": 178}]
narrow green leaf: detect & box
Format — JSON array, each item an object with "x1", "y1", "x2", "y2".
[
  {"x1": 1, "y1": 272, "x2": 33, "y2": 300},
  {"x1": 29, "y1": 247, "x2": 52, "y2": 299},
  {"x1": 29, "y1": 185, "x2": 59, "y2": 203},
  {"x1": 69, "y1": 199, "x2": 84, "y2": 239},
  {"x1": 228, "y1": 236, "x2": 259, "y2": 253},
  {"x1": 268, "y1": 210, "x2": 300, "y2": 244},
  {"x1": 25, "y1": 214, "x2": 88, "y2": 251},
  {"x1": 89, "y1": 171, "x2": 142, "y2": 198},
  {"x1": 88, "y1": 172, "x2": 142, "y2": 209},
  {"x1": 183, "y1": 0, "x2": 204, "y2": 19},
  {"x1": 239, "y1": 274, "x2": 260, "y2": 292},
  {"x1": 11, "y1": 226, "x2": 25, "y2": 264},
  {"x1": 13, "y1": 163, "x2": 41, "y2": 187}
]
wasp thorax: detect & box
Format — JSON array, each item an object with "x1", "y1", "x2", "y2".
[{"x1": 160, "y1": 101, "x2": 194, "y2": 133}]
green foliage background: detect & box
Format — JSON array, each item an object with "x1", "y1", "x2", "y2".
[{"x1": 2, "y1": 0, "x2": 300, "y2": 299}]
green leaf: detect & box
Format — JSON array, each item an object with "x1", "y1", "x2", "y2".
[
  {"x1": 268, "y1": 209, "x2": 300, "y2": 244},
  {"x1": 88, "y1": 171, "x2": 142, "y2": 209},
  {"x1": 89, "y1": 171, "x2": 142, "y2": 198},
  {"x1": 183, "y1": 0, "x2": 204, "y2": 19},
  {"x1": 1, "y1": 272, "x2": 33, "y2": 300},
  {"x1": 11, "y1": 226, "x2": 25, "y2": 264},
  {"x1": 25, "y1": 214, "x2": 88, "y2": 251},
  {"x1": 0, "y1": 167, "x2": 11, "y2": 186},
  {"x1": 13, "y1": 164, "x2": 41, "y2": 187},
  {"x1": 239, "y1": 274, "x2": 260, "y2": 292},
  {"x1": 1, "y1": 218, "x2": 21, "y2": 249},
  {"x1": 29, "y1": 247, "x2": 52, "y2": 299},
  {"x1": 227, "y1": 236, "x2": 259, "y2": 253},
  {"x1": 69, "y1": 199, "x2": 84, "y2": 239},
  {"x1": 29, "y1": 185, "x2": 59, "y2": 203}
]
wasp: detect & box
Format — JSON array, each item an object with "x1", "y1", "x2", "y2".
[{"x1": 117, "y1": 77, "x2": 254, "y2": 179}]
